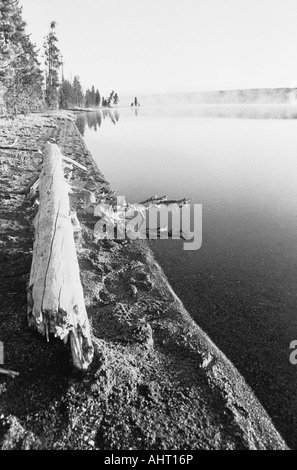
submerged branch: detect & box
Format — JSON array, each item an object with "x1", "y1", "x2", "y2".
[{"x1": 0, "y1": 368, "x2": 19, "y2": 379}]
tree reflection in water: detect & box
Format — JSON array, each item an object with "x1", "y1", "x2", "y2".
[
  {"x1": 76, "y1": 109, "x2": 125, "y2": 135},
  {"x1": 76, "y1": 114, "x2": 86, "y2": 136}
]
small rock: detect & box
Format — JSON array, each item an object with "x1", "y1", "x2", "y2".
[
  {"x1": 133, "y1": 323, "x2": 154, "y2": 349},
  {"x1": 201, "y1": 353, "x2": 216, "y2": 370},
  {"x1": 130, "y1": 285, "x2": 138, "y2": 298}
]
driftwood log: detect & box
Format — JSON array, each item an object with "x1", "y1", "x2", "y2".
[{"x1": 27, "y1": 143, "x2": 94, "y2": 370}]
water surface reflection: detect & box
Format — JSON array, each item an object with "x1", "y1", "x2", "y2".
[
  {"x1": 78, "y1": 105, "x2": 297, "y2": 448},
  {"x1": 76, "y1": 109, "x2": 121, "y2": 135}
]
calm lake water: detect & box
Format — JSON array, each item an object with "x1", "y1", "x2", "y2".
[{"x1": 78, "y1": 105, "x2": 297, "y2": 448}]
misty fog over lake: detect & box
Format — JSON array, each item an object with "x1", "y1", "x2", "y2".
[{"x1": 78, "y1": 105, "x2": 297, "y2": 446}]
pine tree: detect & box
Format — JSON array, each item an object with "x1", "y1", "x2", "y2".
[
  {"x1": 85, "y1": 88, "x2": 91, "y2": 108},
  {"x1": 0, "y1": 0, "x2": 44, "y2": 114},
  {"x1": 113, "y1": 93, "x2": 119, "y2": 106},
  {"x1": 72, "y1": 75, "x2": 84, "y2": 107},
  {"x1": 0, "y1": 0, "x2": 26, "y2": 83},
  {"x1": 107, "y1": 90, "x2": 115, "y2": 107},
  {"x1": 5, "y1": 36, "x2": 44, "y2": 114},
  {"x1": 95, "y1": 89, "x2": 101, "y2": 107},
  {"x1": 91, "y1": 85, "x2": 96, "y2": 107},
  {"x1": 43, "y1": 21, "x2": 62, "y2": 109},
  {"x1": 59, "y1": 79, "x2": 73, "y2": 109},
  {"x1": 0, "y1": 1, "x2": 23, "y2": 78}
]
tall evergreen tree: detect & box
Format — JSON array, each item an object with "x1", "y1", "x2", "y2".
[
  {"x1": 0, "y1": 0, "x2": 44, "y2": 114},
  {"x1": 113, "y1": 93, "x2": 119, "y2": 106},
  {"x1": 0, "y1": 0, "x2": 25, "y2": 83},
  {"x1": 85, "y1": 88, "x2": 91, "y2": 108},
  {"x1": 5, "y1": 36, "x2": 44, "y2": 114},
  {"x1": 43, "y1": 21, "x2": 62, "y2": 109},
  {"x1": 72, "y1": 76, "x2": 84, "y2": 107},
  {"x1": 107, "y1": 90, "x2": 115, "y2": 107},
  {"x1": 59, "y1": 78, "x2": 73, "y2": 109},
  {"x1": 95, "y1": 89, "x2": 101, "y2": 107},
  {"x1": 91, "y1": 85, "x2": 96, "y2": 107}
]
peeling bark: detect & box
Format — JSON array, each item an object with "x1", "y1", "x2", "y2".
[{"x1": 28, "y1": 143, "x2": 94, "y2": 370}]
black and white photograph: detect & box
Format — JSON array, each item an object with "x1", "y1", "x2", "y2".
[{"x1": 0, "y1": 0, "x2": 296, "y2": 453}]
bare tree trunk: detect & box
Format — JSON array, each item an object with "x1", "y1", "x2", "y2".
[{"x1": 28, "y1": 143, "x2": 93, "y2": 370}]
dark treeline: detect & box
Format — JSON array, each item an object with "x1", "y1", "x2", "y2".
[
  {"x1": 0, "y1": 0, "x2": 121, "y2": 115},
  {"x1": 83, "y1": 87, "x2": 119, "y2": 109},
  {"x1": 60, "y1": 81, "x2": 120, "y2": 110}
]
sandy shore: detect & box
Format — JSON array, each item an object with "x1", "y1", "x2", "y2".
[{"x1": 0, "y1": 111, "x2": 288, "y2": 450}]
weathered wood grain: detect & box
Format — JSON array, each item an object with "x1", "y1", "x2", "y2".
[{"x1": 28, "y1": 143, "x2": 93, "y2": 370}]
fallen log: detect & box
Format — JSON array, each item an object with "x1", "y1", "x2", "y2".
[
  {"x1": 62, "y1": 155, "x2": 87, "y2": 172},
  {"x1": 138, "y1": 195, "x2": 158, "y2": 205},
  {"x1": 27, "y1": 143, "x2": 94, "y2": 370},
  {"x1": 154, "y1": 197, "x2": 192, "y2": 207}
]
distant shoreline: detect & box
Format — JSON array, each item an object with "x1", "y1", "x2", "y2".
[{"x1": 122, "y1": 87, "x2": 297, "y2": 107}]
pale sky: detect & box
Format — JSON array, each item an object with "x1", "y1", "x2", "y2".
[{"x1": 20, "y1": 0, "x2": 297, "y2": 96}]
